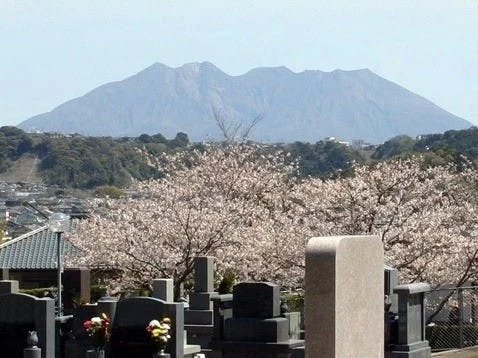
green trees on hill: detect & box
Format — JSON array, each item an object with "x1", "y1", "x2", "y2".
[
  {"x1": 373, "y1": 127, "x2": 478, "y2": 166},
  {"x1": 0, "y1": 128, "x2": 190, "y2": 189},
  {"x1": 0, "y1": 126, "x2": 33, "y2": 171},
  {"x1": 0, "y1": 126, "x2": 475, "y2": 190},
  {"x1": 282, "y1": 140, "x2": 366, "y2": 177}
]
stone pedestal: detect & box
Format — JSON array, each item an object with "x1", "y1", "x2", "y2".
[
  {"x1": 185, "y1": 256, "x2": 218, "y2": 349},
  {"x1": 23, "y1": 347, "x2": 41, "y2": 358},
  {"x1": 212, "y1": 282, "x2": 305, "y2": 358},
  {"x1": 391, "y1": 283, "x2": 431, "y2": 358},
  {"x1": 85, "y1": 349, "x2": 105, "y2": 358},
  {"x1": 152, "y1": 353, "x2": 171, "y2": 358}
]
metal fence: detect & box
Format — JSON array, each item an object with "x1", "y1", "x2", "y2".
[{"x1": 425, "y1": 286, "x2": 478, "y2": 351}]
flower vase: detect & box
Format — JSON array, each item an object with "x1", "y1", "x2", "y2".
[{"x1": 86, "y1": 349, "x2": 105, "y2": 358}]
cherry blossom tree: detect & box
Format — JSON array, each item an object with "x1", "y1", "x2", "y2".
[
  {"x1": 66, "y1": 144, "x2": 300, "y2": 298},
  {"x1": 67, "y1": 144, "x2": 477, "y2": 298},
  {"x1": 295, "y1": 158, "x2": 478, "y2": 287}
]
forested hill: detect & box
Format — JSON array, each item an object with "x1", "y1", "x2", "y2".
[
  {"x1": 372, "y1": 127, "x2": 478, "y2": 165},
  {"x1": 0, "y1": 126, "x2": 476, "y2": 190},
  {"x1": 0, "y1": 127, "x2": 189, "y2": 189}
]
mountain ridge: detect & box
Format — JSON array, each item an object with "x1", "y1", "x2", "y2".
[{"x1": 18, "y1": 62, "x2": 472, "y2": 143}]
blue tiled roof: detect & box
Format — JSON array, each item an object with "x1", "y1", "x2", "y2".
[{"x1": 0, "y1": 226, "x2": 77, "y2": 269}]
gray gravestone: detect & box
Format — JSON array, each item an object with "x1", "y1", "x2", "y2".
[
  {"x1": 213, "y1": 282, "x2": 304, "y2": 357},
  {"x1": 385, "y1": 265, "x2": 399, "y2": 314},
  {"x1": 97, "y1": 296, "x2": 118, "y2": 322},
  {"x1": 305, "y1": 235, "x2": 384, "y2": 358},
  {"x1": 110, "y1": 296, "x2": 200, "y2": 358},
  {"x1": 188, "y1": 256, "x2": 218, "y2": 312},
  {"x1": 0, "y1": 284, "x2": 55, "y2": 358},
  {"x1": 153, "y1": 279, "x2": 174, "y2": 302},
  {"x1": 194, "y1": 256, "x2": 214, "y2": 293},
  {"x1": 391, "y1": 283, "x2": 432, "y2": 358},
  {"x1": 185, "y1": 257, "x2": 218, "y2": 350}
]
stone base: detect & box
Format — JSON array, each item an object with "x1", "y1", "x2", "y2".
[
  {"x1": 225, "y1": 317, "x2": 289, "y2": 342},
  {"x1": 23, "y1": 348, "x2": 41, "y2": 358},
  {"x1": 390, "y1": 341, "x2": 432, "y2": 358},
  {"x1": 184, "y1": 343, "x2": 202, "y2": 357},
  {"x1": 189, "y1": 292, "x2": 218, "y2": 310},
  {"x1": 211, "y1": 339, "x2": 305, "y2": 358},
  {"x1": 152, "y1": 353, "x2": 170, "y2": 358},
  {"x1": 86, "y1": 349, "x2": 105, "y2": 358},
  {"x1": 185, "y1": 324, "x2": 214, "y2": 348}
]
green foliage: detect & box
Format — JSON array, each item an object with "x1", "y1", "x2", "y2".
[
  {"x1": 90, "y1": 285, "x2": 107, "y2": 303},
  {"x1": 1, "y1": 126, "x2": 475, "y2": 188},
  {"x1": 0, "y1": 126, "x2": 33, "y2": 172},
  {"x1": 217, "y1": 268, "x2": 236, "y2": 294},
  {"x1": 282, "y1": 140, "x2": 366, "y2": 178},
  {"x1": 36, "y1": 135, "x2": 165, "y2": 189},
  {"x1": 372, "y1": 128, "x2": 478, "y2": 166},
  {"x1": 372, "y1": 135, "x2": 416, "y2": 160},
  {"x1": 281, "y1": 292, "x2": 304, "y2": 313},
  {"x1": 20, "y1": 287, "x2": 55, "y2": 298}
]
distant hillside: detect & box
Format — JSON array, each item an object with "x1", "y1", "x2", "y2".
[
  {"x1": 372, "y1": 127, "x2": 478, "y2": 166},
  {"x1": 0, "y1": 154, "x2": 41, "y2": 183},
  {"x1": 1, "y1": 126, "x2": 476, "y2": 189},
  {"x1": 18, "y1": 62, "x2": 472, "y2": 143}
]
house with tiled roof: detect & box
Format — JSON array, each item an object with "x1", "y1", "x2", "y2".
[
  {"x1": 0, "y1": 225, "x2": 77, "y2": 287},
  {"x1": 0, "y1": 226, "x2": 90, "y2": 308}
]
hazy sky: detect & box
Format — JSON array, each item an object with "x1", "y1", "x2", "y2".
[{"x1": 1, "y1": 0, "x2": 477, "y2": 127}]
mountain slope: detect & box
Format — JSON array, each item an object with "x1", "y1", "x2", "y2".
[{"x1": 19, "y1": 62, "x2": 472, "y2": 143}]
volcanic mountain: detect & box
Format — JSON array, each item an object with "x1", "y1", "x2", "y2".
[{"x1": 19, "y1": 62, "x2": 472, "y2": 143}]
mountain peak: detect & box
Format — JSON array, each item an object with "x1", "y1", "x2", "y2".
[{"x1": 18, "y1": 62, "x2": 472, "y2": 143}]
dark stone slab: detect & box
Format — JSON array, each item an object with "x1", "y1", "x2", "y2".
[
  {"x1": 189, "y1": 292, "x2": 218, "y2": 310},
  {"x1": 0, "y1": 280, "x2": 18, "y2": 294},
  {"x1": 194, "y1": 256, "x2": 214, "y2": 293},
  {"x1": 212, "y1": 294, "x2": 233, "y2": 341},
  {"x1": 391, "y1": 283, "x2": 432, "y2": 358},
  {"x1": 184, "y1": 324, "x2": 214, "y2": 349},
  {"x1": 224, "y1": 317, "x2": 289, "y2": 342},
  {"x1": 63, "y1": 268, "x2": 91, "y2": 312},
  {"x1": 184, "y1": 310, "x2": 213, "y2": 325},
  {"x1": 109, "y1": 297, "x2": 184, "y2": 358},
  {"x1": 0, "y1": 291, "x2": 55, "y2": 358},
  {"x1": 232, "y1": 282, "x2": 280, "y2": 318}
]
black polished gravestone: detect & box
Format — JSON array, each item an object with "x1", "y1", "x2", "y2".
[
  {"x1": 390, "y1": 283, "x2": 432, "y2": 358},
  {"x1": 109, "y1": 296, "x2": 201, "y2": 358},
  {"x1": 212, "y1": 282, "x2": 304, "y2": 358},
  {"x1": 232, "y1": 282, "x2": 280, "y2": 319},
  {"x1": 109, "y1": 297, "x2": 182, "y2": 357},
  {"x1": 63, "y1": 304, "x2": 99, "y2": 358}
]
